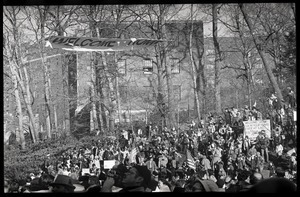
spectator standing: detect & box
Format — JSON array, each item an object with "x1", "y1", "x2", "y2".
[
  {"x1": 146, "y1": 156, "x2": 158, "y2": 174},
  {"x1": 254, "y1": 152, "x2": 265, "y2": 173},
  {"x1": 86, "y1": 175, "x2": 101, "y2": 193},
  {"x1": 249, "y1": 171, "x2": 263, "y2": 186},
  {"x1": 223, "y1": 108, "x2": 232, "y2": 126},
  {"x1": 201, "y1": 155, "x2": 212, "y2": 175},
  {"x1": 243, "y1": 105, "x2": 251, "y2": 121},
  {"x1": 49, "y1": 174, "x2": 76, "y2": 193},
  {"x1": 252, "y1": 107, "x2": 262, "y2": 120},
  {"x1": 247, "y1": 144, "x2": 257, "y2": 169},
  {"x1": 286, "y1": 87, "x2": 296, "y2": 108},
  {"x1": 255, "y1": 130, "x2": 270, "y2": 163},
  {"x1": 101, "y1": 165, "x2": 151, "y2": 192}
]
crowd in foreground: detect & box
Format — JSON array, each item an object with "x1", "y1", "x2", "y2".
[{"x1": 4, "y1": 91, "x2": 297, "y2": 193}]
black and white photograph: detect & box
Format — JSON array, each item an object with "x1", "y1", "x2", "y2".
[{"x1": 3, "y1": 3, "x2": 297, "y2": 193}]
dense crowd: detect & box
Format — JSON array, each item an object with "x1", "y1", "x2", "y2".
[{"x1": 4, "y1": 90, "x2": 297, "y2": 193}]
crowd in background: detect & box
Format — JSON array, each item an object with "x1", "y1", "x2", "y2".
[{"x1": 4, "y1": 89, "x2": 297, "y2": 193}]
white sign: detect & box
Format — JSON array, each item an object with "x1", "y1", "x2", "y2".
[
  {"x1": 122, "y1": 130, "x2": 128, "y2": 140},
  {"x1": 81, "y1": 168, "x2": 90, "y2": 176},
  {"x1": 104, "y1": 160, "x2": 116, "y2": 169},
  {"x1": 293, "y1": 110, "x2": 297, "y2": 121},
  {"x1": 243, "y1": 120, "x2": 271, "y2": 140}
]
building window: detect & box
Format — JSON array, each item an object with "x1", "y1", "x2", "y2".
[
  {"x1": 173, "y1": 85, "x2": 181, "y2": 101},
  {"x1": 206, "y1": 64, "x2": 214, "y2": 70},
  {"x1": 256, "y1": 63, "x2": 263, "y2": 69},
  {"x1": 144, "y1": 86, "x2": 155, "y2": 101},
  {"x1": 170, "y1": 58, "x2": 180, "y2": 74},
  {"x1": 208, "y1": 78, "x2": 215, "y2": 86},
  {"x1": 143, "y1": 58, "x2": 153, "y2": 75},
  {"x1": 206, "y1": 49, "x2": 214, "y2": 56},
  {"x1": 117, "y1": 59, "x2": 126, "y2": 75},
  {"x1": 119, "y1": 85, "x2": 128, "y2": 103}
]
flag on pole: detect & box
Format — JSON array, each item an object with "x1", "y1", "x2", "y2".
[
  {"x1": 186, "y1": 150, "x2": 196, "y2": 171},
  {"x1": 129, "y1": 147, "x2": 138, "y2": 164}
]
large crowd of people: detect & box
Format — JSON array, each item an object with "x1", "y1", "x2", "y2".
[{"x1": 4, "y1": 90, "x2": 297, "y2": 193}]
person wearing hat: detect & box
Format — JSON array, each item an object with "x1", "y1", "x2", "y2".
[
  {"x1": 246, "y1": 177, "x2": 297, "y2": 193},
  {"x1": 286, "y1": 86, "x2": 296, "y2": 109},
  {"x1": 49, "y1": 174, "x2": 76, "y2": 193},
  {"x1": 243, "y1": 105, "x2": 251, "y2": 121},
  {"x1": 145, "y1": 155, "x2": 158, "y2": 174},
  {"x1": 247, "y1": 144, "x2": 258, "y2": 169},
  {"x1": 184, "y1": 176, "x2": 220, "y2": 192},
  {"x1": 252, "y1": 107, "x2": 262, "y2": 120},
  {"x1": 101, "y1": 164, "x2": 151, "y2": 192},
  {"x1": 85, "y1": 175, "x2": 101, "y2": 193},
  {"x1": 254, "y1": 152, "x2": 265, "y2": 173}
]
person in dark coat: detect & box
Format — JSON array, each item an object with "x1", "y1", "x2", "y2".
[
  {"x1": 255, "y1": 130, "x2": 270, "y2": 163},
  {"x1": 85, "y1": 175, "x2": 101, "y2": 193},
  {"x1": 246, "y1": 177, "x2": 296, "y2": 193},
  {"x1": 223, "y1": 108, "x2": 232, "y2": 126}
]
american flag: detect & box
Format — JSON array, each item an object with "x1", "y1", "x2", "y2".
[
  {"x1": 129, "y1": 147, "x2": 138, "y2": 164},
  {"x1": 186, "y1": 150, "x2": 196, "y2": 171}
]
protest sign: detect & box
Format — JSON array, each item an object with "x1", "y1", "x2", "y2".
[
  {"x1": 122, "y1": 130, "x2": 128, "y2": 140},
  {"x1": 243, "y1": 119, "x2": 271, "y2": 140},
  {"x1": 261, "y1": 169, "x2": 270, "y2": 179},
  {"x1": 104, "y1": 160, "x2": 116, "y2": 169},
  {"x1": 81, "y1": 168, "x2": 90, "y2": 176}
]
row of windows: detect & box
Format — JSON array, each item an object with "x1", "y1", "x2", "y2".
[{"x1": 118, "y1": 85, "x2": 181, "y2": 101}]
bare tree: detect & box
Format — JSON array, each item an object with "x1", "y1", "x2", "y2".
[
  {"x1": 239, "y1": 3, "x2": 284, "y2": 105},
  {"x1": 188, "y1": 4, "x2": 202, "y2": 123},
  {"x1": 212, "y1": 4, "x2": 222, "y2": 114},
  {"x1": 3, "y1": 6, "x2": 38, "y2": 144}
]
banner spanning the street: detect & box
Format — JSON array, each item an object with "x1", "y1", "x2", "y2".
[
  {"x1": 243, "y1": 119, "x2": 271, "y2": 140},
  {"x1": 45, "y1": 36, "x2": 166, "y2": 51}
]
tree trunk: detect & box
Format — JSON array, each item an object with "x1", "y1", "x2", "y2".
[
  {"x1": 99, "y1": 85, "x2": 108, "y2": 130},
  {"x1": 41, "y1": 54, "x2": 52, "y2": 139},
  {"x1": 10, "y1": 64, "x2": 38, "y2": 143},
  {"x1": 189, "y1": 4, "x2": 201, "y2": 123},
  {"x1": 38, "y1": 6, "x2": 52, "y2": 139},
  {"x1": 22, "y1": 65, "x2": 39, "y2": 140},
  {"x1": 156, "y1": 55, "x2": 166, "y2": 130},
  {"x1": 101, "y1": 51, "x2": 116, "y2": 134},
  {"x1": 53, "y1": 105, "x2": 59, "y2": 136},
  {"x1": 159, "y1": 5, "x2": 176, "y2": 129},
  {"x1": 90, "y1": 52, "x2": 99, "y2": 132},
  {"x1": 88, "y1": 6, "x2": 100, "y2": 133},
  {"x1": 62, "y1": 55, "x2": 71, "y2": 135},
  {"x1": 239, "y1": 3, "x2": 283, "y2": 105},
  {"x1": 200, "y1": 59, "x2": 207, "y2": 115},
  {"x1": 212, "y1": 4, "x2": 222, "y2": 114},
  {"x1": 5, "y1": 6, "x2": 38, "y2": 143},
  {"x1": 11, "y1": 70, "x2": 26, "y2": 149},
  {"x1": 114, "y1": 53, "x2": 122, "y2": 125}
]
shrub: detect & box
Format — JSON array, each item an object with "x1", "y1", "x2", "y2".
[{"x1": 4, "y1": 135, "x2": 81, "y2": 181}]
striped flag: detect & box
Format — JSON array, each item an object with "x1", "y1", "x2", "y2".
[
  {"x1": 129, "y1": 147, "x2": 138, "y2": 164},
  {"x1": 186, "y1": 150, "x2": 196, "y2": 171}
]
